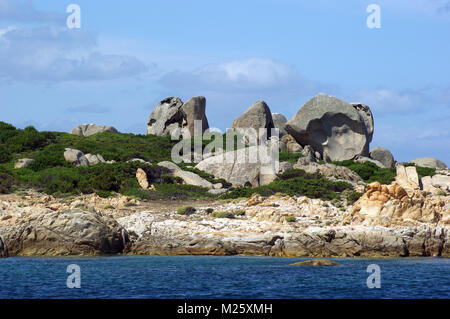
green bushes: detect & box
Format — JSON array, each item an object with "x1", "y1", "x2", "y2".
[
  {"x1": 0, "y1": 167, "x2": 16, "y2": 193},
  {"x1": 177, "y1": 206, "x2": 196, "y2": 215},
  {"x1": 61, "y1": 132, "x2": 175, "y2": 163},
  {"x1": 28, "y1": 144, "x2": 69, "y2": 171},
  {"x1": 285, "y1": 216, "x2": 296, "y2": 222},
  {"x1": 4, "y1": 126, "x2": 54, "y2": 153},
  {"x1": 211, "y1": 211, "x2": 235, "y2": 219},
  {"x1": 332, "y1": 160, "x2": 396, "y2": 184},
  {"x1": 160, "y1": 174, "x2": 183, "y2": 184},
  {"x1": 0, "y1": 145, "x2": 12, "y2": 164},
  {"x1": 0, "y1": 122, "x2": 18, "y2": 144},
  {"x1": 223, "y1": 171, "x2": 353, "y2": 201}
]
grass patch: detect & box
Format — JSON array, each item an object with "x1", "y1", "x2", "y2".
[
  {"x1": 285, "y1": 216, "x2": 296, "y2": 222},
  {"x1": 177, "y1": 206, "x2": 196, "y2": 215},
  {"x1": 279, "y1": 152, "x2": 303, "y2": 164},
  {"x1": 211, "y1": 211, "x2": 235, "y2": 219}
]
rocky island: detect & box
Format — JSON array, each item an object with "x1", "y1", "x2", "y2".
[{"x1": 1, "y1": 93, "x2": 449, "y2": 258}]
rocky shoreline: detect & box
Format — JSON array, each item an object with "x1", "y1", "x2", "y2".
[{"x1": 1, "y1": 182, "x2": 448, "y2": 258}]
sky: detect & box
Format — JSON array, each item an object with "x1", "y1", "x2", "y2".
[{"x1": 0, "y1": 0, "x2": 449, "y2": 163}]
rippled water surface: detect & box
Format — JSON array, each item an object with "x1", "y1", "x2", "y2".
[{"x1": 0, "y1": 256, "x2": 448, "y2": 298}]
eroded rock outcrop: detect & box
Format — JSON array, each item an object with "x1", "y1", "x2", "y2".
[
  {"x1": 147, "y1": 96, "x2": 209, "y2": 137},
  {"x1": 345, "y1": 181, "x2": 449, "y2": 226},
  {"x1": 70, "y1": 124, "x2": 118, "y2": 137},
  {"x1": 195, "y1": 146, "x2": 277, "y2": 187},
  {"x1": 232, "y1": 101, "x2": 275, "y2": 139},
  {"x1": 0, "y1": 205, "x2": 126, "y2": 256},
  {"x1": 285, "y1": 94, "x2": 374, "y2": 161},
  {"x1": 293, "y1": 161, "x2": 363, "y2": 185}
]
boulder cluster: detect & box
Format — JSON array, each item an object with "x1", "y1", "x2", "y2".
[{"x1": 62, "y1": 93, "x2": 448, "y2": 190}]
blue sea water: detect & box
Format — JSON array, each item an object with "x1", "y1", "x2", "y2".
[{"x1": 0, "y1": 256, "x2": 448, "y2": 299}]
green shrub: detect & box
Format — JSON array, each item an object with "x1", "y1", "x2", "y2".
[
  {"x1": 5, "y1": 126, "x2": 54, "y2": 153},
  {"x1": 160, "y1": 174, "x2": 183, "y2": 184},
  {"x1": 0, "y1": 145, "x2": 12, "y2": 164},
  {"x1": 223, "y1": 173, "x2": 353, "y2": 201},
  {"x1": 211, "y1": 211, "x2": 235, "y2": 219},
  {"x1": 285, "y1": 216, "x2": 296, "y2": 222},
  {"x1": 177, "y1": 206, "x2": 196, "y2": 215},
  {"x1": 29, "y1": 144, "x2": 68, "y2": 171},
  {"x1": 0, "y1": 171, "x2": 16, "y2": 193},
  {"x1": 232, "y1": 209, "x2": 246, "y2": 216},
  {"x1": 343, "y1": 190, "x2": 363, "y2": 204},
  {"x1": 0, "y1": 121, "x2": 18, "y2": 143},
  {"x1": 437, "y1": 189, "x2": 447, "y2": 196},
  {"x1": 95, "y1": 190, "x2": 115, "y2": 198},
  {"x1": 333, "y1": 160, "x2": 396, "y2": 184}
]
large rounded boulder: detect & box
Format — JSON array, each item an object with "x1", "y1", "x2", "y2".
[
  {"x1": 285, "y1": 94, "x2": 374, "y2": 161},
  {"x1": 370, "y1": 146, "x2": 395, "y2": 168},
  {"x1": 410, "y1": 157, "x2": 447, "y2": 170},
  {"x1": 232, "y1": 101, "x2": 275, "y2": 139}
]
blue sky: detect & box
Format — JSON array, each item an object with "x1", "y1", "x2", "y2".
[{"x1": 1, "y1": 0, "x2": 449, "y2": 163}]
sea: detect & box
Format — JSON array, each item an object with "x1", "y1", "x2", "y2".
[{"x1": 0, "y1": 256, "x2": 448, "y2": 299}]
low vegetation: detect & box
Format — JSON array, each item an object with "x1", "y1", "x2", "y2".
[
  {"x1": 0, "y1": 121, "x2": 440, "y2": 204},
  {"x1": 222, "y1": 169, "x2": 353, "y2": 201},
  {"x1": 332, "y1": 160, "x2": 396, "y2": 184}
]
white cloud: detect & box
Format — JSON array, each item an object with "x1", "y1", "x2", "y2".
[
  {"x1": 0, "y1": 0, "x2": 64, "y2": 23},
  {"x1": 0, "y1": 2, "x2": 151, "y2": 83},
  {"x1": 160, "y1": 58, "x2": 328, "y2": 97},
  {"x1": 349, "y1": 88, "x2": 427, "y2": 113}
]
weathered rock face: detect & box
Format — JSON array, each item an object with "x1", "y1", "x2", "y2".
[
  {"x1": 14, "y1": 158, "x2": 34, "y2": 169},
  {"x1": 370, "y1": 146, "x2": 395, "y2": 168},
  {"x1": 285, "y1": 94, "x2": 374, "y2": 161},
  {"x1": 345, "y1": 181, "x2": 449, "y2": 227},
  {"x1": 395, "y1": 165, "x2": 420, "y2": 195},
  {"x1": 157, "y1": 161, "x2": 214, "y2": 189},
  {"x1": 410, "y1": 157, "x2": 448, "y2": 170},
  {"x1": 195, "y1": 146, "x2": 277, "y2": 187},
  {"x1": 181, "y1": 96, "x2": 210, "y2": 137},
  {"x1": 70, "y1": 124, "x2": 118, "y2": 137},
  {"x1": 0, "y1": 206, "x2": 126, "y2": 256},
  {"x1": 431, "y1": 174, "x2": 450, "y2": 192},
  {"x1": 272, "y1": 113, "x2": 287, "y2": 136},
  {"x1": 293, "y1": 161, "x2": 364, "y2": 185},
  {"x1": 118, "y1": 192, "x2": 449, "y2": 257},
  {"x1": 232, "y1": 101, "x2": 275, "y2": 139},
  {"x1": 147, "y1": 96, "x2": 209, "y2": 137},
  {"x1": 280, "y1": 134, "x2": 303, "y2": 153}
]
